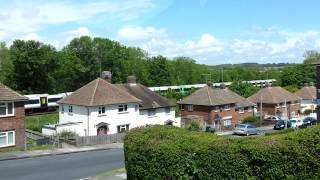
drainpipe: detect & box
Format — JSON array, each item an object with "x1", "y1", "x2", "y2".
[{"x1": 87, "y1": 107, "x2": 90, "y2": 136}]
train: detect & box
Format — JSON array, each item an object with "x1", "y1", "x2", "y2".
[{"x1": 24, "y1": 92, "x2": 72, "y2": 114}]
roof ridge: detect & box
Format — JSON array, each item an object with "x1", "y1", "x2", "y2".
[
  {"x1": 90, "y1": 79, "x2": 100, "y2": 106},
  {"x1": 206, "y1": 86, "x2": 213, "y2": 105}
]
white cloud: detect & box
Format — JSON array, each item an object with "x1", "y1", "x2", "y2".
[
  {"x1": 19, "y1": 33, "x2": 41, "y2": 41},
  {"x1": 0, "y1": 0, "x2": 155, "y2": 42},
  {"x1": 117, "y1": 26, "x2": 320, "y2": 64}
]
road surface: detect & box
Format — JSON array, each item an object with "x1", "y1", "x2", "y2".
[{"x1": 0, "y1": 149, "x2": 124, "y2": 180}]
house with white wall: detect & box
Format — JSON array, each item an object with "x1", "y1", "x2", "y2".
[
  {"x1": 294, "y1": 86, "x2": 316, "y2": 113},
  {"x1": 116, "y1": 76, "x2": 178, "y2": 127},
  {"x1": 42, "y1": 74, "x2": 179, "y2": 136}
]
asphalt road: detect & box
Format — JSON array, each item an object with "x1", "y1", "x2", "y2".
[{"x1": 0, "y1": 149, "x2": 124, "y2": 180}]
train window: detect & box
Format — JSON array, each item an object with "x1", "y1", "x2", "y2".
[
  {"x1": 48, "y1": 98, "x2": 62, "y2": 103},
  {"x1": 26, "y1": 99, "x2": 40, "y2": 105}
]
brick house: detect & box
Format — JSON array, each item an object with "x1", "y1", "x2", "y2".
[
  {"x1": 294, "y1": 85, "x2": 316, "y2": 113},
  {"x1": 248, "y1": 86, "x2": 301, "y2": 119},
  {"x1": 0, "y1": 83, "x2": 28, "y2": 149},
  {"x1": 178, "y1": 83, "x2": 255, "y2": 131}
]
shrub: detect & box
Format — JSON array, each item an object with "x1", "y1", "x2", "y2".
[
  {"x1": 242, "y1": 116, "x2": 262, "y2": 126},
  {"x1": 57, "y1": 130, "x2": 78, "y2": 138},
  {"x1": 124, "y1": 125, "x2": 320, "y2": 179},
  {"x1": 187, "y1": 121, "x2": 200, "y2": 131},
  {"x1": 26, "y1": 124, "x2": 41, "y2": 132},
  {"x1": 304, "y1": 109, "x2": 313, "y2": 115}
]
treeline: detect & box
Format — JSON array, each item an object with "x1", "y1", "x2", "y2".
[{"x1": 0, "y1": 36, "x2": 318, "y2": 94}]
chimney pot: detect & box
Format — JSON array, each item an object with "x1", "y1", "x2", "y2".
[
  {"x1": 101, "y1": 71, "x2": 112, "y2": 83},
  {"x1": 127, "y1": 75, "x2": 137, "y2": 85}
]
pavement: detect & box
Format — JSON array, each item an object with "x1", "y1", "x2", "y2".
[
  {"x1": 0, "y1": 143, "x2": 123, "y2": 161},
  {"x1": 0, "y1": 148, "x2": 125, "y2": 180},
  {"x1": 90, "y1": 168, "x2": 127, "y2": 180}
]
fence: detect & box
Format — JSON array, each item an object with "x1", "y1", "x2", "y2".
[{"x1": 73, "y1": 133, "x2": 126, "y2": 146}]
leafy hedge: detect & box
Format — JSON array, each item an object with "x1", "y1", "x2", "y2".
[{"x1": 124, "y1": 125, "x2": 320, "y2": 179}]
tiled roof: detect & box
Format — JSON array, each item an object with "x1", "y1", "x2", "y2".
[
  {"x1": 58, "y1": 78, "x2": 141, "y2": 106},
  {"x1": 294, "y1": 86, "x2": 316, "y2": 100},
  {"x1": 0, "y1": 83, "x2": 28, "y2": 101},
  {"x1": 116, "y1": 83, "x2": 176, "y2": 110},
  {"x1": 248, "y1": 86, "x2": 301, "y2": 104},
  {"x1": 178, "y1": 85, "x2": 255, "y2": 108}
]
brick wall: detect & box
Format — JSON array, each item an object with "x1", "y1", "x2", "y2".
[
  {"x1": 0, "y1": 101, "x2": 25, "y2": 149},
  {"x1": 180, "y1": 105, "x2": 254, "y2": 131},
  {"x1": 257, "y1": 103, "x2": 301, "y2": 118}
]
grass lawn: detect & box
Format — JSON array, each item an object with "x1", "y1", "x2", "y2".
[{"x1": 26, "y1": 113, "x2": 58, "y2": 132}]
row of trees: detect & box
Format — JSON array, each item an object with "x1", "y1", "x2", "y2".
[{"x1": 0, "y1": 36, "x2": 319, "y2": 94}]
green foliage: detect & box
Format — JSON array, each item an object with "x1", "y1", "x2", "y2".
[
  {"x1": 265, "y1": 128, "x2": 295, "y2": 136},
  {"x1": 187, "y1": 121, "x2": 200, "y2": 131},
  {"x1": 229, "y1": 81, "x2": 259, "y2": 98},
  {"x1": 26, "y1": 114, "x2": 58, "y2": 132},
  {"x1": 57, "y1": 130, "x2": 78, "y2": 138},
  {"x1": 124, "y1": 125, "x2": 320, "y2": 179},
  {"x1": 303, "y1": 109, "x2": 313, "y2": 115},
  {"x1": 242, "y1": 116, "x2": 262, "y2": 126}
]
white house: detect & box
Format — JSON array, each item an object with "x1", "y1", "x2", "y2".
[
  {"x1": 294, "y1": 86, "x2": 316, "y2": 113},
  {"x1": 42, "y1": 74, "x2": 179, "y2": 136}
]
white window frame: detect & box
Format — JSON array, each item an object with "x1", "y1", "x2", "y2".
[
  {"x1": 247, "y1": 107, "x2": 252, "y2": 112},
  {"x1": 118, "y1": 104, "x2": 128, "y2": 113},
  {"x1": 186, "y1": 104, "x2": 193, "y2": 112},
  {"x1": 117, "y1": 124, "x2": 129, "y2": 133},
  {"x1": 223, "y1": 104, "x2": 230, "y2": 111},
  {"x1": 223, "y1": 119, "x2": 232, "y2": 126},
  {"x1": 98, "y1": 106, "x2": 106, "y2": 115},
  {"x1": 0, "y1": 102, "x2": 14, "y2": 117},
  {"x1": 0, "y1": 131, "x2": 15, "y2": 148},
  {"x1": 239, "y1": 107, "x2": 244, "y2": 114},
  {"x1": 148, "y1": 109, "x2": 156, "y2": 117},
  {"x1": 276, "y1": 104, "x2": 280, "y2": 109},
  {"x1": 135, "y1": 105, "x2": 139, "y2": 112},
  {"x1": 214, "y1": 106, "x2": 219, "y2": 112}
]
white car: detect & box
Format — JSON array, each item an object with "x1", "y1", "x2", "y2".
[{"x1": 290, "y1": 118, "x2": 303, "y2": 128}]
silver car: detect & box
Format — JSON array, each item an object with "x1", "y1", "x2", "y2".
[{"x1": 233, "y1": 124, "x2": 259, "y2": 136}]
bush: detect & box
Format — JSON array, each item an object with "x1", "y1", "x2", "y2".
[
  {"x1": 26, "y1": 124, "x2": 41, "y2": 132},
  {"x1": 187, "y1": 121, "x2": 200, "y2": 131},
  {"x1": 57, "y1": 130, "x2": 78, "y2": 138},
  {"x1": 124, "y1": 125, "x2": 320, "y2": 179},
  {"x1": 304, "y1": 109, "x2": 313, "y2": 115},
  {"x1": 242, "y1": 116, "x2": 262, "y2": 126}
]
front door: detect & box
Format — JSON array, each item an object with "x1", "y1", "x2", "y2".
[{"x1": 97, "y1": 126, "x2": 108, "y2": 136}]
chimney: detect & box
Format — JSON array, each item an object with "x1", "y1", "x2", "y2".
[
  {"x1": 220, "y1": 83, "x2": 226, "y2": 89},
  {"x1": 127, "y1": 75, "x2": 137, "y2": 86},
  {"x1": 101, "y1": 71, "x2": 112, "y2": 83},
  {"x1": 207, "y1": 80, "x2": 213, "y2": 88}
]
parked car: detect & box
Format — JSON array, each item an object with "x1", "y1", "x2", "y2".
[
  {"x1": 274, "y1": 120, "x2": 292, "y2": 130},
  {"x1": 290, "y1": 119, "x2": 303, "y2": 128},
  {"x1": 300, "y1": 117, "x2": 317, "y2": 128},
  {"x1": 233, "y1": 124, "x2": 259, "y2": 136},
  {"x1": 265, "y1": 116, "x2": 281, "y2": 121}
]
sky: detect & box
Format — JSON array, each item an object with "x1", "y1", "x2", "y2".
[{"x1": 1, "y1": 0, "x2": 320, "y2": 65}]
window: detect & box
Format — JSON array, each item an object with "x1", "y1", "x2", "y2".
[
  {"x1": 239, "y1": 108, "x2": 244, "y2": 113},
  {"x1": 214, "y1": 106, "x2": 219, "y2": 112},
  {"x1": 180, "y1": 104, "x2": 185, "y2": 110},
  {"x1": 68, "y1": 105, "x2": 73, "y2": 113},
  {"x1": 0, "y1": 131, "x2": 15, "y2": 147},
  {"x1": 98, "y1": 106, "x2": 105, "y2": 115},
  {"x1": 165, "y1": 107, "x2": 171, "y2": 114},
  {"x1": 224, "y1": 119, "x2": 232, "y2": 126},
  {"x1": 117, "y1": 124, "x2": 129, "y2": 133},
  {"x1": 276, "y1": 104, "x2": 280, "y2": 108},
  {"x1": 223, "y1": 104, "x2": 230, "y2": 111},
  {"x1": 148, "y1": 109, "x2": 156, "y2": 116},
  {"x1": 248, "y1": 107, "x2": 252, "y2": 112},
  {"x1": 0, "y1": 102, "x2": 14, "y2": 117},
  {"x1": 26, "y1": 99, "x2": 40, "y2": 105},
  {"x1": 118, "y1": 105, "x2": 128, "y2": 112},
  {"x1": 61, "y1": 105, "x2": 64, "y2": 113},
  {"x1": 186, "y1": 105, "x2": 193, "y2": 112},
  {"x1": 135, "y1": 105, "x2": 139, "y2": 112},
  {"x1": 48, "y1": 97, "x2": 62, "y2": 103}
]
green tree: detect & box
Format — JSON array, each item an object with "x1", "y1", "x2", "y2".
[{"x1": 229, "y1": 81, "x2": 259, "y2": 98}]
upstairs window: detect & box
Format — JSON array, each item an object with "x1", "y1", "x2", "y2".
[
  {"x1": 0, "y1": 102, "x2": 14, "y2": 117},
  {"x1": 99, "y1": 106, "x2": 105, "y2": 115},
  {"x1": 68, "y1": 105, "x2": 73, "y2": 113},
  {"x1": 135, "y1": 105, "x2": 139, "y2": 112},
  {"x1": 214, "y1": 106, "x2": 220, "y2": 112},
  {"x1": 165, "y1": 107, "x2": 171, "y2": 114},
  {"x1": 239, "y1": 108, "x2": 244, "y2": 113},
  {"x1": 223, "y1": 104, "x2": 230, "y2": 111},
  {"x1": 186, "y1": 105, "x2": 193, "y2": 112},
  {"x1": 148, "y1": 109, "x2": 156, "y2": 116},
  {"x1": 61, "y1": 105, "x2": 65, "y2": 113},
  {"x1": 118, "y1": 105, "x2": 128, "y2": 112}
]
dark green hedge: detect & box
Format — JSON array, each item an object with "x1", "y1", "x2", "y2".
[{"x1": 124, "y1": 125, "x2": 320, "y2": 179}]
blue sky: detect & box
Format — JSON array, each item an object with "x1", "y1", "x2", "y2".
[{"x1": 1, "y1": 0, "x2": 320, "y2": 65}]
